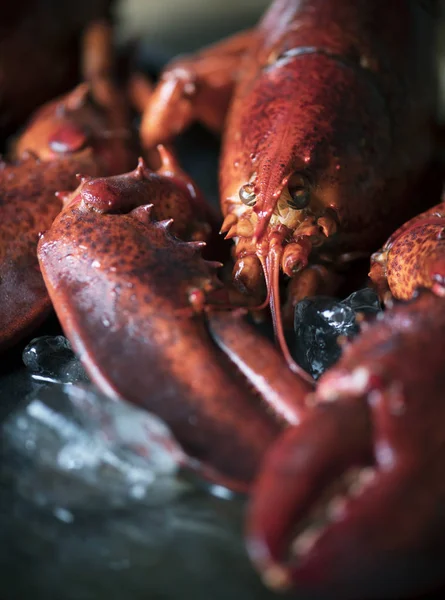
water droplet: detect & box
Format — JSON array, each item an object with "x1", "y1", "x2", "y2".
[
  {"x1": 53, "y1": 507, "x2": 74, "y2": 523},
  {"x1": 209, "y1": 485, "x2": 234, "y2": 500},
  {"x1": 25, "y1": 439, "x2": 36, "y2": 451},
  {"x1": 130, "y1": 483, "x2": 147, "y2": 499}
]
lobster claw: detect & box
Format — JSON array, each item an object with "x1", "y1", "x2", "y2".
[
  {"x1": 247, "y1": 290, "x2": 445, "y2": 599},
  {"x1": 248, "y1": 401, "x2": 445, "y2": 599},
  {"x1": 38, "y1": 166, "x2": 307, "y2": 492},
  {"x1": 247, "y1": 399, "x2": 376, "y2": 597}
]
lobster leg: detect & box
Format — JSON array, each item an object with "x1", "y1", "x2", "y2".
[
  {"x1": 137, "y1": 29, "x2": 254, "y2": 148},
  {"x1": 368, "y1": 254, "x2": 392, "y2": 304},
  {"x1": 129, "y1": 74, "x2": 173, "y2": 170},
  {"x1": 207, "y1": 310, "x2": 314, "y2": 425},
  {"x1": 81, "y1": 20, "x2": 133, "y2": 145},
  {"x1": 81, "y1": 20, "x2": 114, "y2": 84}
]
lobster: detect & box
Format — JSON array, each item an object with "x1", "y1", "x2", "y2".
[
  {"x1": 0, "y1": 21, "x2": 136, "y2": 351},
  {"x1": 124, "y1": 1, "x2": 445, "y2": 596},
  {"x1": 35, "y1": 160, "x2": 445, "y2": 599},
  {"x1": 137, "y1": 0, "x2": 439, "y2": 378},
  {"x1": 246, "y1": 199, "x2": 445, "y2": 598},
  {"x1": 1, "y1": 0, "x2": 444, "y2": 599}
]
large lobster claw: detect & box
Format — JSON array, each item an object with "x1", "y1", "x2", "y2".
[
  {"x1": 38, "y1": 164, "x2": 314, "y2": 491},
  {"x1": 248, "y1": 289, "x2": 445, "y2": 599}
]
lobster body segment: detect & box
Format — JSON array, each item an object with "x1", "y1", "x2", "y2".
[{"x1": 222, "y1": 0, "x2": 436, "y2": 243}]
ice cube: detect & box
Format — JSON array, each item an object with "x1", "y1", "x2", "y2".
[
  {"x1": 293, "y1": 288, "x2": 381, "y2": 379},
  {"x1": 22, "y1": 335, "x2": 89, "y2": 384},
  {"x1": 2, "y1": 384, "x2": 186, "y2": 509},
  {"x1": 343, "y1": 288, "x2": 381, "y2": 314},
  {"x1": 0, "y1": 388, "x2": 274, "y2": 600}
]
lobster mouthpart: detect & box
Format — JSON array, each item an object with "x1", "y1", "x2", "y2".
[{"x1": 248, "y1": 289, "x2": 445, "y2": 598}]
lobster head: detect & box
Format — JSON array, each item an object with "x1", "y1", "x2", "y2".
[{"x1": 221, "y1": 49, "x2": 391, "y2": 372}]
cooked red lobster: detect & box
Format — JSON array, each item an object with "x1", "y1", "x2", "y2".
[
  {"x1": 2, "y1": 1, "x2": 445, "y2": 599},
  {"x1": 247, "y1": 197, "x2": 445, "y2": 597},
  {"x1": 138, "y1": 0, "x2": 439, "y2": 376}
]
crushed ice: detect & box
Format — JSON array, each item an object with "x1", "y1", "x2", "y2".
[
  {"x1": 293, "y1": 288, "x2": 381, "y2": 378},
  {"x1": 22, "y1": 335, "x2": 89, "y2": 384},
  {"x1": 3, "y1": 383, "x2": 187, "y2": 509}
]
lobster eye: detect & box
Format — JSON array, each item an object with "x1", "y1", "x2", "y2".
[
  {"x1": 239, "y1": 183, "x2": 256, "y2": 206},
  {"x1": 288, "y1": 173, "x2": 311, "y2": 210}
]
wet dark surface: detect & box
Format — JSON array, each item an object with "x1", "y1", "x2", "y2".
[{"x1": 1, "y1": 378, "x2": 275, "y2": 600}]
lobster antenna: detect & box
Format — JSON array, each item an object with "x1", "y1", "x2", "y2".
[{"x1": 259, "y1": 251, "x2": 314, "y2": 385}]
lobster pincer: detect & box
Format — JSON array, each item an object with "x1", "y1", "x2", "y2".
[{"x1": 247, "y1": 289, "x2": 445, "y2": 599}]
